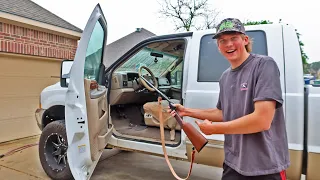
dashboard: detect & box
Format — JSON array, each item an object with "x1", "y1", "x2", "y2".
[
  {"x1": 111, "y1": 71, "x2": 170, "y2": 89},
  {"x1": 109, "y1": 71, "x2": 177, "y2": 105}
]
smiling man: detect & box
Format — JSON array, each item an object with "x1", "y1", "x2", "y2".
[{"x1": 168, "y1": 18, "x2": 290, "y2": 179}]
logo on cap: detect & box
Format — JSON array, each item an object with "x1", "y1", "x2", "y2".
[{"x1": 219, "y1": 21, "x2": 234, "y2": 31}]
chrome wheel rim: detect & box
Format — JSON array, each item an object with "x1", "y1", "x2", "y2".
[{"x1": 44, "y1": 133, "x2": 68, "y2": 172}]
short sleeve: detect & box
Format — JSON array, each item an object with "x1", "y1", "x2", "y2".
[
  {"x1": 253, "y1": 58, "x2": 283, "y2": 109},
  {"x1": 216, "y1": 92, "x2": 222, "y2": 110},
  {"x1": 216, "y1": 81, "x2": 222, "y2": 110}
]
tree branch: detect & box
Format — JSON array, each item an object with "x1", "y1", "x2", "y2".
[{"x1": 158, "y1": 0, "x2": 221, "y2": 31}]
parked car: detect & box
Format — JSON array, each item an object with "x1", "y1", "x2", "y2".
[{"x1": 34, "y1": 4, "x2": 320, "y2": 180}]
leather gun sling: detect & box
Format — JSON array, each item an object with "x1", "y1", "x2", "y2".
[{"x1": 158, "y1": 98, "x2": 196, "y2": 180}]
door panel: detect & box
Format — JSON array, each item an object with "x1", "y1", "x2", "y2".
[
  {"x1": 65, "y1": 4, "x2": 113, "y2": 180},
  {"x1": 84, "y1": 79, "x2": 110, "y2": 161}
]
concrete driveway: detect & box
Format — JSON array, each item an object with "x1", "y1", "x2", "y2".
[{"x1": 0, "y1": 136, "x2": 223, "y2": 180}]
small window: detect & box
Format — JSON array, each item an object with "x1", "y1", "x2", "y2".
[
  {"x1": 84, "y1": 20, "x2": 105, "y2": 81},
  {"x1": 170, "y1": 62, "x2": 183, "y2": 86},
  {"x1": 197, "y1": 31, "x2": 268, "y2": 82}
]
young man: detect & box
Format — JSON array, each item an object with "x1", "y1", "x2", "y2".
[{"x1": 168, "y1": 18, "x2": 290, "y2": 179}]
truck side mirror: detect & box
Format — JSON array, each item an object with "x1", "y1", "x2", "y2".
[{"x1": 60, "y1": 60, "x2": 73, "y2": 87}]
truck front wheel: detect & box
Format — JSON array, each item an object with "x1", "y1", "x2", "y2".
[{"x1": 39, "y1": 120, "x2": 73, "y2": 180}]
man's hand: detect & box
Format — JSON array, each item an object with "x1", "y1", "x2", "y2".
[
  {"x1": 167, "y1": 104, "x2": 187, "y2": 117},
  {"x1": 195, "y1": 119, "x2": 214, "y2": 135},
  {"x1": 167, "y1": 104, "x2": 224, "y2": 123}
]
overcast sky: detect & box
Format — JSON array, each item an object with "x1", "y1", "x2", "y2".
[{"x1": 32, "y1": 0, "x2": 319, "y2": 63}]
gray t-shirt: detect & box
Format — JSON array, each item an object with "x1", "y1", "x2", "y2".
[{"x1": 216, "y1": 53, "x2": 290, "y2": 176}]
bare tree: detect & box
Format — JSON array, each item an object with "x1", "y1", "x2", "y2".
[
  {"x1": 199, "y1": 8, "x2": 220, "y2": 30},
  {"x1": 158, "y1": 0, "x2": 221, "y2": 32}
]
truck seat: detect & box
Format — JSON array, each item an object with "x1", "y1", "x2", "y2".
[{"x1": 143, "y1": 99, "x2": 181, "y2": 141}]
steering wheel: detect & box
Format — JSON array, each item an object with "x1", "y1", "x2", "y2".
[{"x1": 138, "y1": 66, "x2": 158, "y2": 91}]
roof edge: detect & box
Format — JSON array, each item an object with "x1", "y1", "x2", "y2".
[
  {"x1": 28, "y1": 0, "x2": 82, "y2": 33},
  {"x1": 0, "y1": 11, "x2": 82, "y2": 40},
  {"x1": 107, "y1": 28, "x2": 156, "y2": 46}
]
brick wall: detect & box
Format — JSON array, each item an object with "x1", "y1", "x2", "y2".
[{"x1": 0, "y1": 21, "x2": 78, "y2": 59}]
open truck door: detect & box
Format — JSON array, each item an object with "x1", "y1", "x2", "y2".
[{"x1": 65, "y1": 4, "x2": 113, "y2": 179}]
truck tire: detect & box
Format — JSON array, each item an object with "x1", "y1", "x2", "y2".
[{"x1": 39, "y1": 120, "x2": 73, "y2": 180}]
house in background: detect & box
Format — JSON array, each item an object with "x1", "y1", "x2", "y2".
[
  {"x1": 104, "y1": 28, "x2": 156, "y2": 67},
  {"x1": 0, "y1": 0, "x2": 82, "y2": 143},
  {"x1": 0, "y1": 0, "x2": 156, "y2": 143}
]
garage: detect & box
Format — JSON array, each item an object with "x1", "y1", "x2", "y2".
[
  {"x1": 0, "y1": 53, "x2": 63, "y2": 142},
  {"x1": 0, "y1": 0, "x2": 82, "y2": 143}
]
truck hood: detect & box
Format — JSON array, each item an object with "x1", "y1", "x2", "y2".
[
  {"x1": 40, "y1": 82, "x2": 68, "y2": 109},
  {"x1": 43, "y1": 82, "x2": 65, "y2": 92}
]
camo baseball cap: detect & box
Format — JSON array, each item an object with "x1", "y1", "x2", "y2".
[{"x1": 212, "y1": 18, "x2": 246, "y2": 39}]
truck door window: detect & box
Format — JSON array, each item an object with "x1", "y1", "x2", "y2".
[
  {"x1": 197, "y1": 31, "x2": 267, "y2": 82},
  {"x1": 84, "y1": 20, "x2": 105, "y2": 81},
  {"x1": 170, "y1": 62, "x2": 183, "y2": 86}
]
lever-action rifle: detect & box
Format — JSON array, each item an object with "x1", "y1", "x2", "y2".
[{"x1": 140, "y1": 76, "x2": 208, "y2": 153}]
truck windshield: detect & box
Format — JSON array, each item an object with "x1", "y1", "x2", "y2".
[{"x1": 115, "y1": 47, "x2": 179, "y2": 77}]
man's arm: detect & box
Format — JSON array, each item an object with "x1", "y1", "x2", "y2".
[
  {"x1": 207, "y1": 100, "x2": 276, "y2": 134},
  {"x1": 185, "y1": 107, "x2": 223, "y2": 122}
]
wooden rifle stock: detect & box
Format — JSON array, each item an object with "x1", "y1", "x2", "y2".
[{"x1": 172, "y1": 109, "x2": 208, "y2": 153}]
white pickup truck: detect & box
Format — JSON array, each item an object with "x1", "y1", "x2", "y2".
[{"x1": 34, "y1": 4, "x2": 320, "y2": 180}]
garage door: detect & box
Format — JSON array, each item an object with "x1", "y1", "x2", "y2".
[{"x1": 0, "y1": 52, "x2": 62, "y2": 143}]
